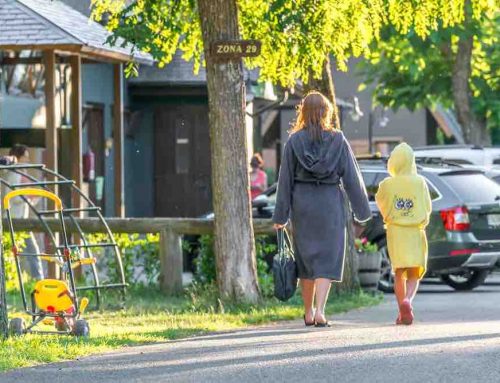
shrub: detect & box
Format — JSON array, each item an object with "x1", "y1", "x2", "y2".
[{"x1": 193, "y1": 235, "x2": 276, "y2": 298}]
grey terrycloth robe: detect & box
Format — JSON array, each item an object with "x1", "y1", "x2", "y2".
[{"x1": 272, "y1": 130, "x2": 371, "y2": 281}]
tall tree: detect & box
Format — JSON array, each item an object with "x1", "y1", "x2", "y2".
[
  {"x1": 92, "y1": 0, "x2": 495, "y2": 301},
  {"x1": 358, "y1": 6, "x2": 498, "y2": 145},
  {"x1": 197, "y1": 0, "x2": 260, "y2": 302}
]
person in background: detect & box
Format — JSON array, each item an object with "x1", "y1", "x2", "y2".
[
  {"x1": 250, "y1": 153, "x2": 268, "y2": 200},
  {"x1": 2, "y1": 144, "x2": 44, "y2": 280},
  {"x1": 375, "y1": 143, "x2": 432, "y2": 325}
]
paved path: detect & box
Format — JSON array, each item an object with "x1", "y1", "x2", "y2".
[{"x1": 4, "y1": 275, "x2": 500, "y2": 383}]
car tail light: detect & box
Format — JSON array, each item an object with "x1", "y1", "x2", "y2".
[
  {"x1": 450, "y1": 249, "x2": 479, "y2": 256},
  {"x1": 440, "y1": 206, "x2": 470, "y2": 231}
]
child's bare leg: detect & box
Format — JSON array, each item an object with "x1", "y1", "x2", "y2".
[
  {"x1": 394, "y1": 269, "x2": 407, "y2": 307},
  {"x1": 405, "y1": 268, "x2": 421, "y2": 303},
  {"x1": 300, "y1": 279, "x2": 315, "y2": 323}
]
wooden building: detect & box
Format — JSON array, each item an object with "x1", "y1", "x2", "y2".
[{"x1": 0, "y1": 0, "x2": 152, "y2": 216}]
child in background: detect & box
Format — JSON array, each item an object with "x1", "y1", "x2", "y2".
[{"x1": 375, "y1": 143, "x2": 432, "y2": 325}]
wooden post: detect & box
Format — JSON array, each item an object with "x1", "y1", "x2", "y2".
[
  {"x1": 70, "y1": 55, "x2": 83, "y2": 211},
  {"x1": 44, "y1": 50, "x2": 59, "y2": 279},
  {"x1": 113, "y1": 63, "x2": 125, "y2": 218},
  {"x1": 159, "y1": 229, "x2": 183, "y2": 295},
  {"x1": 0, "y1": 189, "x2": 8, "y2": 339}
]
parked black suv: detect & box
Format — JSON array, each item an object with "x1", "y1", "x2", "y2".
[{"x1": 248, "y1": 159, "x2": 500, "y2": 292}]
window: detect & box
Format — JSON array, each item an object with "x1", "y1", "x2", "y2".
[
  {"x1": 362, "y1": 172, "x2": 388, "y2": 201},
  {"x1": 426, "y1": 182, "x2": 440, "y2": 201},
  {"x1": 362, "y1": 171, "x2": 440, "y2": 201},
  {"x1": 441, "y1": 173, "x2": 500, "y2": 203},
  {"x1": 445, "y1": 158, "x2": 473, "y2": 165}
]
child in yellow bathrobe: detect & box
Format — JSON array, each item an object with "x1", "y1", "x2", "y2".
[{"x1": 375, "y1": 143, "x2": 432, "y2": 325}]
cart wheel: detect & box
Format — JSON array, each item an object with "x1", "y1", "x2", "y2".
[
  {"x1": 9, "y1": 318, "x2": 25, "y2": 336},
  {"x1": 73, "y1": 319, "x2": 90, "y2": 337}
]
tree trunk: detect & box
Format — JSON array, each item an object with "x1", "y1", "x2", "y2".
[
  {"x1": 304, "y1": 55, "x2": 360, "y2": 294},
  {"x1": 197, "y1": 0, "x2": 260, "y2": 303},
  {"x1": 451, "y1": 7, "x2": 489, "y2": 145},
  {"x1": 0, "y1": 191, "x2": 7, "y2": 339}
]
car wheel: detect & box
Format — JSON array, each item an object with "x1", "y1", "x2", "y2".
[
  {"x1": 377, "y1": 244, "x2": 394, "y2": 293},
  {"x1": 440, "y1": 269, "x2": 490, "y2": 291}
]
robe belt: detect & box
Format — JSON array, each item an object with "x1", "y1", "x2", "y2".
[{"x1": 294, "y1": 178, "x2": 340, "y2": 186}]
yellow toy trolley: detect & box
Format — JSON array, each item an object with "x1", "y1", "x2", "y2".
[{"x1": 5, "y1": 188, "x2": 92, "y2": 337}]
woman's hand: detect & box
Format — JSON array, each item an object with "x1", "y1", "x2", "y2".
[{"x1": 273, "y1": 223, "x2": 286, "y2": 230}]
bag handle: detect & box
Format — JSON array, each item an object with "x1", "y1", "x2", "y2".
[{"x1": 277, "y1": 228, "x2": 293, "y2": 258}]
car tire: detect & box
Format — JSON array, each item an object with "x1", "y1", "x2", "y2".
[
  {"x1": 440, "y1": 269, "x2": 490, "y2": 291},
  {"x1": 377, "y1": 244, "x2": 394, "y2": 293}
]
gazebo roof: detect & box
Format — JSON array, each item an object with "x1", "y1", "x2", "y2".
[{"x1": 0, "y1": 0, "x2": 152, "y2": 64}]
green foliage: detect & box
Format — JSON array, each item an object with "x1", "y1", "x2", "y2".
[
  {"x1": 91, "y1": 0, "x2": 497, "y2": 88},
  {"x1": 358, "y1": 13, "x2": 499, "y2": 131},
  {"x1": 354, "y1": 237, "x2": 379, "y2": 253},
  {"x1": 88, "y1": 233, "x2": 160, "y2": 286},
  {"x1": 193, "y1": 235, "x2": 276, "y2": 298},
  {"x1": 1, "y1": 232, "x2": 29, "y2": 289}
]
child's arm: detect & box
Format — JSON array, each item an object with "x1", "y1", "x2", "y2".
[{"x1": 375, "y1": 180, "x2": 389, "y2": 220}]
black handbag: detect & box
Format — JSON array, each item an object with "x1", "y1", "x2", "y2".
[{"x1": 273, "y1": 229, "x2": 298, "y2": 301}]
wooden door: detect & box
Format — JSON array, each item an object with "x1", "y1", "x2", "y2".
[
  {"x1": 154, "y1": 104, "x2": 212, "y2": 217},
  {"x1": 83, "y1": 105, "x2": 106, "y2": 211}
]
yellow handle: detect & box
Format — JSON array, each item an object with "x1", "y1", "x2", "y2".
[
  {"x1": 4, "y1": 188, "x2": 62, "y2": 210},
  {"x1": 79, "y1": 297, "x2": 89, "y2": 315},
  {"x1": 78, "y1": 258, "x2": 96, "y2": 266},
  {"x1": 71, "y1": 258, "x2": 96, "y2": 269}
]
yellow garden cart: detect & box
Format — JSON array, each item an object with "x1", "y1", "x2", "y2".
[{"x1": 5, "y1": 188, "x2": 92, "y2": 337}]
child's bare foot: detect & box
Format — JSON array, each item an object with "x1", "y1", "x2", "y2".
[
  {"x1": 400, "y1": 299, "x2": 414, "y2": 325},
  {"x1": 395, "y1": 313, "x2": 403, "y2": 325}
]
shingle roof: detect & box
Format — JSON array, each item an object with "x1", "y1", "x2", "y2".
[{"x1": 0, "y1": 0, "x2": 152, "y2": 64}]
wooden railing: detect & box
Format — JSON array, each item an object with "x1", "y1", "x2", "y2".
[{"x1": 2, "y1": 218, "x2": 275, "y2": 295}]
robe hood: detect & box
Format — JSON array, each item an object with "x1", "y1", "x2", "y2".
[
  {"x1": 289, "y1": 129, "x2": 343, "y2": 179},
  {"x1": 387, "y1": 142, "x2": 417, "y2": 177}
]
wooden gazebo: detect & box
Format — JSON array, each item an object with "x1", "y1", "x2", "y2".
[{"x1": 0, "y1": 0, "x2": 152, "y2": 216}]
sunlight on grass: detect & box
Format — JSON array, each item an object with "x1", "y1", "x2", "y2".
[{"x1": 0, "y1": 287, "x2": 382, "y2": 372}]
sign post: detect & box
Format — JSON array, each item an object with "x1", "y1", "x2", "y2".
[
  {"x1": 210, "y1": 40, "x2": 262, "y2": 59},
  {"x1": 0, "y1": 189, "x2": 7, "y2": 339}
]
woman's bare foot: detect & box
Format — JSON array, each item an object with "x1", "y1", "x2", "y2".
[{"x1": 304, "y1": 309, "x2": 315, "y2": 326}]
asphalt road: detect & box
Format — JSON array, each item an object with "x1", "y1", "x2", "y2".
[{"x1": 4, "y1": 274, "x2": 500, "y2": 383}]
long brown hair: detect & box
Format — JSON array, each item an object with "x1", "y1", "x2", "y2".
[{"x1": 290, "y1": 91, "x2": 337, "y2": 140}]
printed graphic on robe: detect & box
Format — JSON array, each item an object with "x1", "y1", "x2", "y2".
[{"x1": 393, "y1": 195, "x2": 415, "y2": 217}]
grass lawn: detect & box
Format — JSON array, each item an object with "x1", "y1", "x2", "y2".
[{"x1": 0, "y1": 286, "x2": 382, "y2": 372}]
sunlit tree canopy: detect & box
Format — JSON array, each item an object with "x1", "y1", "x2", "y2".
[{"x1": 91, "y1": 0, "x2": 497, "y2": 85}]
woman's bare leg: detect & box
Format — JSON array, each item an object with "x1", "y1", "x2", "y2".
[
  {"x1": 301, "y1": 279, "x2": 315, "y2": 323},
  {"x1": 314, "y1": 278, "x2": 332, "y2": 324}
]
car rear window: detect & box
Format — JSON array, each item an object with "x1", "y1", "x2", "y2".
[
  {"x1": 440, "y1": 173, "x2": 500, "y2": 203},
  {"x1": 361, "y1": 171, "x2": 440, "y2": 201}
]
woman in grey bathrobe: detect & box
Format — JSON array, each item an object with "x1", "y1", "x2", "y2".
[{"x1": 273, "y1": 92, "x2": 371, "y2": 327}]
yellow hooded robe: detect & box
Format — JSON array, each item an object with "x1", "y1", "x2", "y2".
[{"x1": 375, "y1": 143, "x2": 432, "y2": 279}]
